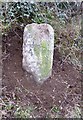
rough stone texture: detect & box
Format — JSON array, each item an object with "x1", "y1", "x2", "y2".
[{"x1": 23, "y1": 23, "x2": 54, "y2": 83}]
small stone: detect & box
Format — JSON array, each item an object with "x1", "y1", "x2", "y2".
[
  {"x1": 53, "y1": 88, "x2": 55, "y2": 92},
  {"x1": 23, "y1": 23, "x2": 54, "y2": 83},
  {"x1": 8, "y1": 44, "x2": 11, "y2": 46},
  {"x1": 14, "y1": 72, "x2": 16, "y2": 74},
  {"x1": 60, "y1": 106, "x2": 63, "y2": 110},
  {"x1": 59, "y1": 100, "x2": 61, "y2": 103}
]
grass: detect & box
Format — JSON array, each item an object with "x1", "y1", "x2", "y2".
[
  {"x1": 51, "y1": 16, "x2": 81, "y2": 70},
  {"x1": 65, "y1": 104, "x2": 82, "y2": 118},
  {"x1": 1, "y1": 97, "x2": 34, "y2": 118},
  {"x1": 1, "y1": 97, "x2": 82, "y2": 118},
  {"x1": 14, "y1": 106, "x2": 33, "y2": 118}
]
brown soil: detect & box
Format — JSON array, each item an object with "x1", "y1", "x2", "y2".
[{"x1": 2, "y1": 27, "x2": 81, "y2": 118}]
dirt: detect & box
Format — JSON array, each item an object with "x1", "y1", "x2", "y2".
[{"x1": 2, "y1": 27, "x2": 82, "y2": 118}]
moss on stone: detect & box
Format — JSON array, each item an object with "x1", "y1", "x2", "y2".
[
  {"x1": 34, "y1": 45, "x2": 40, "y2": 58},
  {"x1": 40, "y1": 40, "x2": 51, "y2": 79},
  {"x1": 34, "y1": 40, "x2": 52, "y2": 80}
]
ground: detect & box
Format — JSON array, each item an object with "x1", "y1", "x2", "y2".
[{"x1": 2, "y1": 27, "x2": 82, "y2": 118}]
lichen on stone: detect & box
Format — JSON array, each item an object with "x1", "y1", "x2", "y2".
[
  {"x1": 40, "y1": 40, "x2": 51, "y2": 79},
  {"x1": 34, "y1": 44, "x2": 40, "y2": 58},
  {"x1": 33, "y1": 40, "x2": 51, "y2": 80}
]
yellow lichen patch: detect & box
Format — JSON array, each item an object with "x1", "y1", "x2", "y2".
[
  {"x1": 40, "y1": 40, "x2": 51, "y2": 79},
  {"x1": 34, "y1": 45, "x2": 40, "y2": 58},
  {"x1": 34, "y1": 40, "x2": 52, "y2": 80}
]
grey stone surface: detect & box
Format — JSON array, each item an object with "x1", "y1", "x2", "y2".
[{"x1": 23, "y1": 23, "x2": 54, "y2": 83}]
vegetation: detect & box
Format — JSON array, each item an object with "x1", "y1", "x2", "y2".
[
  {"x1": 1, "y1": 1, "x2": 82, "y2": 118},
  {"x1": 1, "y1": 2, "x2": 82, "y2": 69}
]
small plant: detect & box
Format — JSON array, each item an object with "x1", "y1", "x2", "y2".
[
  {"x1": 1, "y1": 97, "x2": 34, "y2": 118},
  {"x1": 14, "y1": 106, "x2": 33, "y2": 118},
  {"x1": 51, "y1": 106, "x2": 60, "y2": 113},
  {"x1": 1, "y1": 2, "x2": 54, "y2": 26},
  {"x1": 65, "y1": 104, "x2": 82, "y2": 118},
  {"x1": 46, "y1": 105, "x2": 60, "y2": 118}
]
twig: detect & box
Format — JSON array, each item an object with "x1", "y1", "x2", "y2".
[{"x1": 13, "y1": 30, "x2": 22, "y2": 40}]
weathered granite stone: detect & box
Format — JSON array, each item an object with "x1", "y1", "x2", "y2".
[{"x1": 23, "y1": 23, "x2": 54, "y2": 83}]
